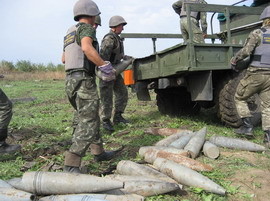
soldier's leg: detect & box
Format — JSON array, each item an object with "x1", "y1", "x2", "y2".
[
  {"x1": 180, "y1": 18, "x2": 188, "y2": 42},
  {"x1": 258, "y1": 74, "x2": 270, "y2": 146},
  {"x1": 0, "y1": 89, "x2": 21, "y2": 154},
  {"x1": 64, "y1": 78, "x2": 101, "y2": 172},
  {"x1": 190, "y1": 18, "x2": 205, "y2": 43},
  {"x1": 234, "y1": 74, "x2": 258, "y2": 136},
  {"x1": 99, "y1": 79, "x2": 114, "y2": 132},
  {"x1": 113, "y1": 75, "x2": 129, "y2": 124}
]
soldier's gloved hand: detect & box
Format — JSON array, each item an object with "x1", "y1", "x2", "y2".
[
  {"x1": 123, "y1": 55, "x2": 135, "y2": 65},
  {"x1": 98, "y1": 61, "x2": 114, "y2": 74},
  {"x1": 97, "y1": 62, "x2": 116, "y2": 82}
]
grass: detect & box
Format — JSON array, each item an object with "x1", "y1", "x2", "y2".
[{"x1": 0, "y1": 75, "x2": 270, "y2": 201}]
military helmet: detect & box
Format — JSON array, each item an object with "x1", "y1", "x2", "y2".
[
  {"x1": 95, "y1": 15, "x2": 101, "y2": 26},
  {"x1": 109, "y1": 15, "x2": 127, "y2": 28},
  {"x1": 260, "y1": 6, "x2": 270, "y2": 20},
  {"x1": 73, "y1": 0, "x2": 101, "y2": 21}
]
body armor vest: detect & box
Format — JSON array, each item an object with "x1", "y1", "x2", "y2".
[
  {"x1": 103, "y1": 32, "x2": 124, "y2": 65},
  {"x1": 64, "y1": 24, "x2": 98, "y2": 74},
  {"x1": 180, "y1": 0, "x2": 200, "y2": 19},
  {"x1": 250, "y1": 27, "x2": 270, "y2": 68}
]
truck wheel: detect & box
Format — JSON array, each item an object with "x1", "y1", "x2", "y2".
[
  {"x1": 156, "y1": 88, "x2": 200, "y2": 116},
  {"x1": 218, "y1": 71, "x2": 261, "y2": 128}
]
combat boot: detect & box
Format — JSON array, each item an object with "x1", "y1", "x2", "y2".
[
  {"x1": 263, "y1": 130, "x2": 270, "y2": 148},
  {"x1": 63, "y1": 166, "x2": 81, "y2": 174},
  {"x1": 102, "y1": 119, "x2": 115, "y2": 132},
  {"x1": 94, "y1": 147, "x2": 123, "y2": 162},
  {"x1": 64, "y1": 151, "x2": 82, "y2": 174},
  {"x1": 0, "y1": 141, "x2": 21, "y2": 154},
  {"x1": 113, "y1": 112, "x2": 129, "y2": 125},
  {"x1": 234, "y1": 117, "x2": 254, "y2": 137}
]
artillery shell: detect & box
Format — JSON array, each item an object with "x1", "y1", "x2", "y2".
[
  {"x1": 155, "y1": 130, "x2": 194, "y2": 146},
  {"x1": 209, "y1": 136, "x2": 267, "y2": 152},
  {"x1": 104, "y1": 174, "x2": 179, "y2": 197},
  {"x1": 153, "y1": 158, "x2": 226, "y2": 195},
  {"x1": 184, "y1": 127, "x2": 207, "y2": 159},
  {"x1": 0, "y1": 187, "x2": 36, "y2": 201},
  {"x1": 139, "y1": 146, "x2": 189, "y2": 157},
  {"x1": 203, "y1": 141, "x2": 220, "y2": 159},
  {"x1": 116, "y1": 160, "x2": 177, "y2": 184},
  {"x1": 39, "y1": 194, "x2": 144, "y2": 201},
  {"x1": 8, "y1": 171, "x2": 123, "y2": 195}
]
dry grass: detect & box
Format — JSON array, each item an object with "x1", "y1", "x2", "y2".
[{"x1": 0, "y1": 71, "x2": 65, "y2": 81}]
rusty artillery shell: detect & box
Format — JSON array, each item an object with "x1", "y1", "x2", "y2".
[
  {"x1": 0, "y1": 187, "x2": 36, "y2": 201},
  {"x1": 203, "y1": 141, "x2": 220, "y2": 159},
  {"x1": 142, "y1": 148, "x2": 189, "y2": 164},
  {"x1": 116, "y1": 160, "x2": 177, "y2": 184},
  {"x1": 104, "y1": 174, "x2": 180, "y2": 197},
  {"x1": 209, "y1": 136, "x2": 267, "y2": 152},
  {"x1": 184, "y1": 127, "x2": 207, "y2": 159},
  {"x1": 155, "y1": 130, "x2": 193, "y2": 146},
  {"x1": 139, "y1": 146, "x2": 189, "y2": 158},
  {"x1": 153, "y1": 158, "x2": 226, "y2": 195},
  {"x1": 8, "y1": 171, "x2": 123, "y2": 195},
  {"x1": 39, "y1": 194, "x2": 144, "y2": 201},
  {"x1": 144, "y1": 128, "x2": 187, "y2": 136},
  {"x1": 155, "y1": 150, "x2": 213, "y2": 171}
]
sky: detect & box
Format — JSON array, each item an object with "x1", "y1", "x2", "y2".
[{"x1": 0, "y1": 0, "x2": 254, "y2": 65}]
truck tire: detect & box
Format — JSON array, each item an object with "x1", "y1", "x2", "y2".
[
  {"x1": 218, "y1": 71, "x2": 261, "y2": 128},
  {"x1": 156, "y1": 87, "x2": 200, "y2": 116}
]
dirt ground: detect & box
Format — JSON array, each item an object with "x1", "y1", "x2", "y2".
[{"x1": 221, "y1": 151, "x2": 270, "y2": 201}]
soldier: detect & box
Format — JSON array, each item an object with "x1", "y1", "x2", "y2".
[
  {"x1": 99, "y1": 15, "x2": 132, "y2": 132},
  {"x1": 231, "y1": 6, "x2": 270, "y2": 147},
  {"x1": 0, "y1": 88, "x2": 21, "y2": 154},
  {"x1": 62, "y1": 0, "x2": 118, "y2": 173},
  {"x1": 172, "y1": 0, "x2": 207, "y2": 43}
]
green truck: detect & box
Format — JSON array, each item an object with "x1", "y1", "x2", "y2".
[{"x1": 121, "y1": 1, "x2": 269, "y2": 128}]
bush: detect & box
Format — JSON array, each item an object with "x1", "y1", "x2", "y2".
[
  {"x1": 0, "y1": 60, "x2": 15, "y2": 72},
  {"x1": 15, "y1": 60, "x2": 35, "y2": 72}
]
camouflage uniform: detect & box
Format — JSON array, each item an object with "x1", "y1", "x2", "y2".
[
  {"x1": 232, "y1": 25, "x2": 270, "y2": 131},
  {"x1": 99, "y1": 31, "x2": 128, "y2": 122},
  {"x1": 0, "y1": 88, "x2": 12, "y2": 141},
  {"x1": 64, "y1": 23, "x2": 103, "y2": 161},
  {"x1": 172, "y1": 0, "x2": 207, "y2": 43}
]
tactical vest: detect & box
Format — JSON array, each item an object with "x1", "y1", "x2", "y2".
[
  {"x1": 103, "y1": 32, "x2": 124, "y2": 65},
  {"x1": 250, "y1": 27, "x2": 270, "y2": 68},
  {"x1": 63, "y1": 24, "x2": 98, "y2": 74},
  {"x1": 180, "y1": 0, "x2": 200, "y2": 19}
]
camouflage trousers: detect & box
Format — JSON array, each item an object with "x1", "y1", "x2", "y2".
[
  {"x1": 65, "y1": 76, "x2": 103, "y2": 157},
  {"x1": 99, "y1": 74, "x2": 128, "y2": 121},
  {"x1": 0, "y1": 88, "x2": 12, "y2": 130},
  {"x1": 235, "y1": 69, "x2": 270, "y2": 131},
  {"x1": 0, "y1": 88, "x2": 12, "y2": 142},
  {"x1": 180, "y1": 17, "x2": 205, "y2": 43}
]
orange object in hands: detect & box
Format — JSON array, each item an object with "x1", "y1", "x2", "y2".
[{"x1": 123, "y1": 69, "x2": 135, "y2": 85}]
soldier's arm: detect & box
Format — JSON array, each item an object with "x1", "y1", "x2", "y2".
[
  {"x1": 81, "y1": 37, "x2": 106, "y2": 66},
  {"x1": 100, "y1": 36, "x2": 115, "y2": 61},
  {"x1": 172, "y1": 1, "x2": 183, "y2": 15},
  {"x1": 232, "y1": 30, "x2": 261, "y2": 63}
]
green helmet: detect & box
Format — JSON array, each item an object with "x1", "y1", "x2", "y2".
[
  {"x1": 73, "y1": 0, "x2": 101, "y2": 21},
  {"x1": 109, "y1": 15, "x2": 127, "y2": 28},
  {"x1": 260, "y1": 6, "x2": 270, "y2": 20},
  {"x1": 95, "y1": 15, "x2": 101, "y2": 26}
]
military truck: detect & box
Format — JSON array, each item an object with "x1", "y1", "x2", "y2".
[{"x1": 121, "y1": 1, "x2": 269, "y2": 128}]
